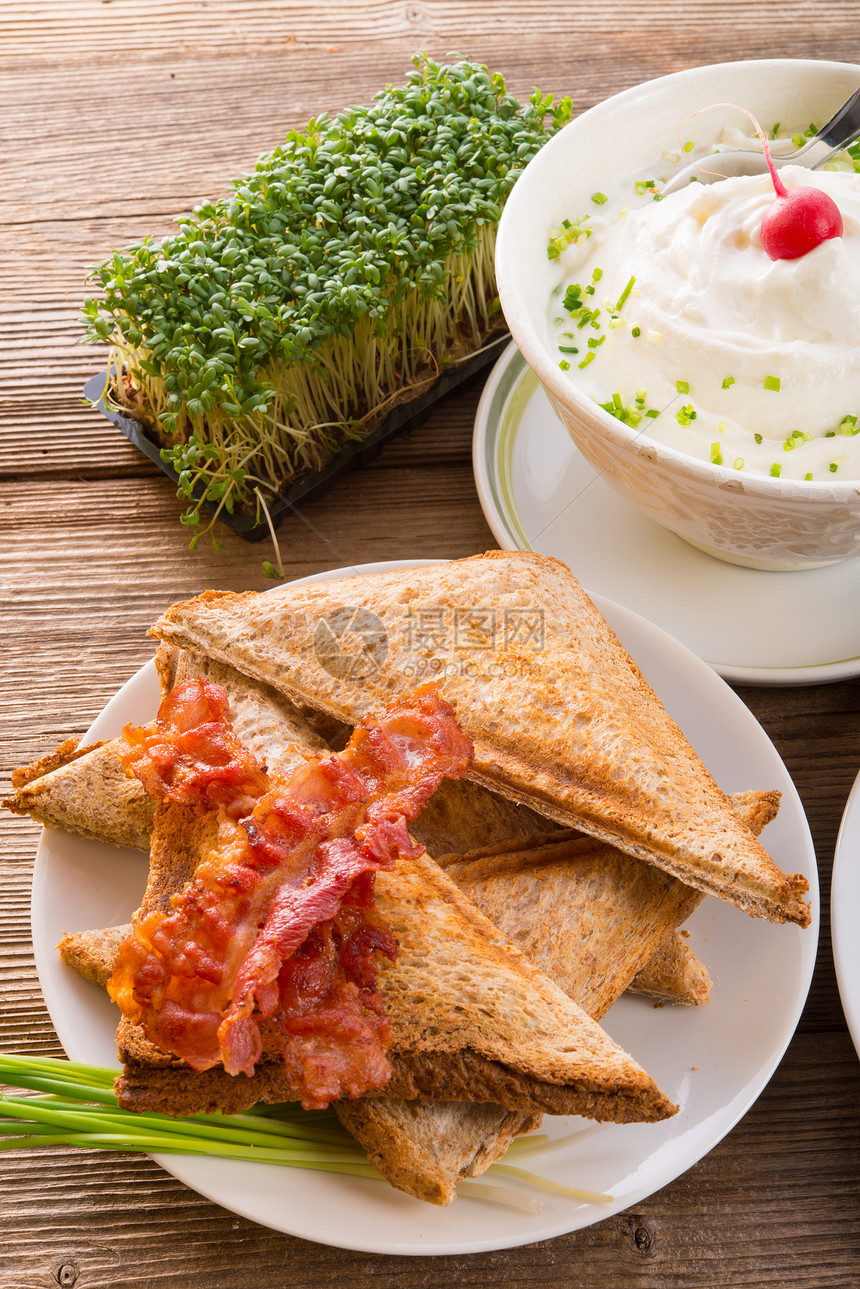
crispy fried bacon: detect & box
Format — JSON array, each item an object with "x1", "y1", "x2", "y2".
[
  {"x1": 109, "y1": 679, "x2": 472, "y2": 1108},
  {"x1": 120, "y1": 678, "x2": 268, "y2": 816}
]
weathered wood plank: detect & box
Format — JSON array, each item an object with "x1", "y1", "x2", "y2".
[{"x1": 3, "y1": 2, "x2": 860, "y2": 1283}]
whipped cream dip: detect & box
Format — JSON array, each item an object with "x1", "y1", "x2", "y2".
[{"x1": 549, "y1": 162, "x2": 860, "y2": 481}]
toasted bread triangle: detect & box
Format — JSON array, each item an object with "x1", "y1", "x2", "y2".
[
  {"x1": 110, "y1": 790, "x2": 676, "y2": 1124},
  {"x1": 153, "y1": 551, "x2": 809, "y2": 926}
]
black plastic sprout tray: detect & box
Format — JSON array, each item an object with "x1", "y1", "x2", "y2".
[{"x1": 84, "y1": 333, "x2": 509, "y2": 543}]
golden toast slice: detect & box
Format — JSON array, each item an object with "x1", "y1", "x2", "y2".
[{"x1": 152, "y1": 551, "x2": 809, "y2": 925}]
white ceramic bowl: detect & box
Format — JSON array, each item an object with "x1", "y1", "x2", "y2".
[{"x1": 496, "y1": 59, "x2": 860, "y2": 571}]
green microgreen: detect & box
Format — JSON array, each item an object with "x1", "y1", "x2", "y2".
[{"x1": 82, "y1": 55, "x2": 571, "y2": 551}]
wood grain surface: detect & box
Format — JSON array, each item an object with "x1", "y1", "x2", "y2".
[{"x1": 2, "y1": 2, "x2": 860, "y2": 1285}]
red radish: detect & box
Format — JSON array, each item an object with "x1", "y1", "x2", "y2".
[
  {"x1": 687, "y1": 104, "x2": 843, "y2": 260},
  {"x1": 757, "y1": 128, "x2": 843, "y2": 260}
]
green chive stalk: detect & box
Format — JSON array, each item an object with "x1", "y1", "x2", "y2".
[
  {"x1": 81, "y1": 55, "x2": 571, "y2": 550},
  {"x1": 0, "y1": 1054, "x2": 611, "y2": 1210}
]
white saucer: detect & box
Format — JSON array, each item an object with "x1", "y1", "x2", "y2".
[
  {"x1": 473, "y1": 342, "x2": 860, "y2": 686},
  {"x1": 832, "y1": 767, "x2": 860, "y2": 1062}
]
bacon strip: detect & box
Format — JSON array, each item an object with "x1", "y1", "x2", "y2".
[{"x1": 109, "y1": 680, "x2": 472, "y2": 1108}]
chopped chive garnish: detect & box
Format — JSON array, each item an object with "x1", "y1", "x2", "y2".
[
  {"x1": 645, "y1": 408, "x2": 659, "y2": 417},
  {"x1": 592, "y1": 267, "x2": 603, "y2": 282},
  {"x1": 547, "y1": 217, "x2": 592, "y2": 259},
  {"x1": 676, "y1": 404, "x2": 696, "y2": 425},
  {"x1": 559, "y1": 359, "x2": 570, "y2": 370},
  {"x1": 770, "y1": 463, "x2": 782, "y2": 477},
  {"x1": 682, "y1": 139, "x2": 695, "y2": 153},
  {"x1": 615, "y1": 276, "x2": 636, "y2": 310},
  {"x1": 754, "y1": 433, "x2": 763, "y2": 444},
  {"x1": 675, "y1": 379, "x2": 690, "y2": 395},
  {"x1": 598, "y1": 390, "x2": 648, "y2": 427},
  {"x1": 840, "y1": 415, "x2": 858, "y2": 434},
  {"x1": 578, "y1": 352, "x2": 596, "y2": 369},
  {"x1": 733, "y1": 457, "x2": 745, "y2": 469},
  {"x1": 591, "y1": 191, "x2": 608, "y2": 205},
  {"x1": 710, "y1": 442, "x2": 723, "y2": 465},
  {"x1": 721, "y1": 376, "x2": 735, "y2": 389},
  {"x1": 587, "y1": 335, "x2": 605, "y2": 348},
  {"x1": 717, "y1": 420, "x2": 727, "y2": 433},
  {"x1": 631, "y1": 326, "x2": 641, "y2": 338},
  {"x1": 558, "y1": 345, "x2": 579, "y2": 354},
  {"x1": 805, "y1": 472, "x2": 813, "y2": 480},
  {"x1": 563, "y1": 284, "x2": 583, "y2": 312},
  {"x1": 830, "y1": 462, "x2": 840, "y2": 472},
  {"x1": 764, "y1": 375, "x2": 781, "y2": 392}
]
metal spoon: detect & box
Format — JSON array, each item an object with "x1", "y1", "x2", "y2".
[{"x1": 662, "y1": 87, "x2": 860, "y2": 194}]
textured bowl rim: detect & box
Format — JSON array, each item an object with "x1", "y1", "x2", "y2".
[{"x1": 496, "y1": 57, "x2": 860, "y2": 505}]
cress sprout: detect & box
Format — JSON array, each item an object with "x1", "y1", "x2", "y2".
[{"x1": 82, "y1": 55, "x2": 571, "y2": 552}]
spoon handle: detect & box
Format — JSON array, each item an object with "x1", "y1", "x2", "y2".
[{"x1": 790, "y1": 86, "x2": 860, "y2": 168}]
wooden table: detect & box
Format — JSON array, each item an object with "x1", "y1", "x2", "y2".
[{"x1": 2, "y1": 2, "x2": 859, "y2": 1284}]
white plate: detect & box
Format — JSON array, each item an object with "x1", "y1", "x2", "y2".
[
  {"x1": 473, "y1": 342, "x2": 860, "y2": 686},
  {"x1": 832, "y1": 769, "x2": 860, "y2": 1061},
  {"x1": 31, "y1": 561, "x2": 819, "y2": 1255}
]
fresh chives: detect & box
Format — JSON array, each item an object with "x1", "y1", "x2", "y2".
[{"x1": 0, "y1": 1054, "x2": 606, "y2": 1212}]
